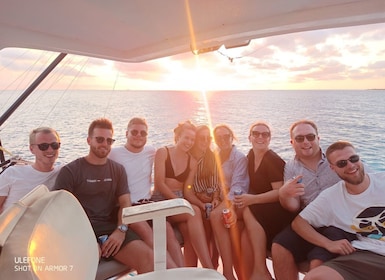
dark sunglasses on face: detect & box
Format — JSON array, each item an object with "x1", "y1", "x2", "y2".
[
  {"x1": 93, "y1": 136, "x2": 115, "y2": 145},
  {"x1": 33, "y1": 142, "x2": 61, "y2": 151},
  {"x1": 215, "y1": 134, "x2": 231, "y2": 142},
  {"x1": 294, "y1": 134, "x2": 316, "y2": 143},
  {"x1": 199, "y1": 135, "x2": 212, "y2": 142},
  {"x1": 251, "y1": 131, "x2": 270, "y2": 138},
  {"x1": 130, "y1": 129, "x2": 148, "y2": 137},
  {"x1": 333, "y1": 155, "x2": 360, "y2": 168}
]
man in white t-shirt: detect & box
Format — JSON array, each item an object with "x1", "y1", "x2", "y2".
[
  {"x1": 109, "y1": 117, "x2": 156, "y2": 204},
  {"x1": 109, "y1": 117, "x2": 184, "y2": 267},
  {"x1": 292, "y1": 141, "x2": 385, "y2": 280},
  {"x1": 0, "y1": 127, "x2": 61, "y2": 213}
]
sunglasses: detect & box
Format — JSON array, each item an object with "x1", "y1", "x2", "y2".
[
  {"x1": 215, "y1": 134, "x2": 231, "y2": 142},
  {"x1": 93, "y1": 136, "x2": 115, "y2": 145},
  {"x1": 333, "y1": 155, "x2": 360, "y2": 168},
  {"x1": 251, "y1": 131, "x2": 270, "y2": 138},
  {"x1": 294, "y1": 134, "x2": 316, "y2": 143},
  {"x1": 33, "y1": 142, "x2": 61, "y2": 151},
  {"x1": 130, "y1": 129, "x2": 148, "y2": 137}
]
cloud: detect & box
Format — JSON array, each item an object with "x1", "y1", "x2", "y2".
[{"x1": 1, "y1": 22, "x2": 385, "y2": 90}]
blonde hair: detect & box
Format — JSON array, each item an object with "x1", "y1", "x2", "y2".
[
  {"x1": 173, "y1": 120, "x2": 196, "y2": 143},
  {"x1": 29, "y1": 127, "x2": 60, "y2": 144}
]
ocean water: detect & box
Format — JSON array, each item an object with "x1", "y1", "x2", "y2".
[{"x1": 0, "y1": 89, "x2": 384, "y2": 171}]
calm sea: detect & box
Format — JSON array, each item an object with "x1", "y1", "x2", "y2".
[{"x1": 0, "y1": 90, "x2": 384, "y2": 171}]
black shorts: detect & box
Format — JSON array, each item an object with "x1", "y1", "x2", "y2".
[
  {"x1": 93, "y1": 223, "x2": 141, "y2": 260},
  {"x1": 249, "y1": 202, "x2": 295, "y2": 248},
  {"x1": 308, "y1": 226, "x2": 357, "y2": 262},
  {"x1": 273, "y1": 225, "x2": 314, "y2": 263},
  {"x1": 273, "y1": 225, "x2": 357, "y2": 263},
  {"x1": 324, "y1": 250, "x2": 385, "y2": 280}
]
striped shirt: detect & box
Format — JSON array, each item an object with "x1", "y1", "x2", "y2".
[{"x1": 193, "y1": 153, "x2": 220, "y2": 194}]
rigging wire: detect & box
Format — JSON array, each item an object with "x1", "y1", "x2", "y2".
[
  {"x1": 0, "y1": 52, "x2": 67, "y2": 164},
  {"x1": 0, "y1": 52, "x2": 67, "y2": 130},
  {"x1": 1, "y1": 54, "x2": 90, "y2": 131},
  {"x1": 217, "y1": 50, "x2": 242, "y2": 63},
  {"x1": 37, "y1": 55, "x2": 90, "y2": 127},
  {"x1": 216, "y1": 37, "x2": 283, "y2": 63},
  {"x1": 0, "y1": 50, "x2": 56, "y2": 113},
  {"x1": 103, "y1": 64, "x2": 120, "y2": 118},
  {"x1": 0, "y1": 52, "x2": 70, "y2": 131},
  {"x1": 1, "y1": 50, "x2": 120, "y2": 133},
  {"x1": 0, "y1": 49, "x2": 29, "y2": 74}
]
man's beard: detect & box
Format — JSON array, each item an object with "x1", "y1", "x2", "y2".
[
  {"x1": 91, "y1": 145, "x2": 110, "y2": 159},
  {"x1": 341, "y1": 165, "x2": 365, "y2": 185}
]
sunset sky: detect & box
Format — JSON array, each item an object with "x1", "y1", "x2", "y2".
[{"x1": 0, "y1": 22, "x2": 384, "y2": 91}]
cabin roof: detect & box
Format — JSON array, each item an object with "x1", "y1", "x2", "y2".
[{"x1": 1, "y1": 0, "x2": 385, "y2": 62}]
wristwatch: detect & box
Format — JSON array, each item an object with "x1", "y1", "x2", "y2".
[{"x1": 117, "y1": 224, "x2": 128, "y2": 233}]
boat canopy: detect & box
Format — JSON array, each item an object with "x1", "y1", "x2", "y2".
[{"x1": 1, "y1": 0, "x2": 385, "y2": 62}]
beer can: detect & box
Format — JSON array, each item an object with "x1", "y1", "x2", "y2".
[
  {"x1": 222, "y1": 208, "x2": 233, "y2": 228},
  {"x1": 98, "y1": 234, "x2": 108, "y2": 244},
  {"x1": 234, "y1": 189, "x2": 243, "y2": 207},
  {"x1": 292, "y1": 176, "x2": 303, "y2": 183},
  {"x1": 234, "y1": 189, "x2": 243, "y2": 196},
  {"x1": 205, "y1": 203, "x2": 212, "y2": 219}
]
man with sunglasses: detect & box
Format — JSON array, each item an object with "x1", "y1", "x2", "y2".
[
  {"x1": 292, "y1": 141, "x2": 385, "y2": 280},
  {"x1": 109, "y1": 117, "x2": 155, "y2": 206},
  {"x1": 272, "y1": 120, "x2": 341, "y2": 280},
  {"x1": 0, "y1": 127, "x2": 61, "y2": 213},
  {"x1": 54, "y1": 118, "x2": 156, "y2": 274},
  {"x1": 108, "y1": 117, "x2": 184, "y2": 267}
]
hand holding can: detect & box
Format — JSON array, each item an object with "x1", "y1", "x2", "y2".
[
  {"x1": 205, "y1": 203, "x2": 212, "y2": 219},
  {"x1": 233, "y1": 189, "x2": 243, "y2": 208},
  {"x1": 222, "y1": 208, "x2": 236, "y2": 228},
  {"x1": 98, "y1": 235, "x2": 108, "y2": 245},
  {"x1": 291, "y1": 175, "x2": 302, "y2": 183}
]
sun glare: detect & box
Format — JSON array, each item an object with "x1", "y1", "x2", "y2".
[{"x1": 84, "y1": 59, "x2": 118, "y2": 87}]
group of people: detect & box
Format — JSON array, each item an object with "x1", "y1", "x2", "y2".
[{"x1": 0, "y1": 117, "x2": 384, "y2": 280}]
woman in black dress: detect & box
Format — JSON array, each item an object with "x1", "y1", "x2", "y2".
[{"x1": 234, "y1": 121, "x2": 295, "y2": 280}]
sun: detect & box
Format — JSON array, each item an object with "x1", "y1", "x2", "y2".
[
  {"x1": 80, "y1": 59, "x2": 119, "y2": 89},
  {"x1": 158, "y1": 54, "x2": 224, "y2": 91},
  {"x1": 191, "y1": 56, "x2": 218, "y2": 91}
]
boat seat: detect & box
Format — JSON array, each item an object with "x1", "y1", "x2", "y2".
[
  {"x1": 119, "y1": 198, "x2": 225, "y2": 279},
  {"x1": 96, "y1": 259, "x2": 132, "y2": 280},
  {"x1": 132, "y1": 267, "x2": 226, "y2": 279},
  {"x1": 0, "y1": 185, "x2": 99, "y2": 279},
  {"x1": 0, "y1": 185, "x2": 222, "y2": 280},
  {"x1": 95, "y1": 210, "x2": 185, "y2": 280}
]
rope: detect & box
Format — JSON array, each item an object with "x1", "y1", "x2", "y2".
[
  {"x1": 216, "y1": 37, "x2": 284, "y2": 63},
  {"x1": 103, "y1": 64, "x2": 120, "y2": 117},
  {"x1": 38, "y1": 56, "x2": 90, "y2": 126}
]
